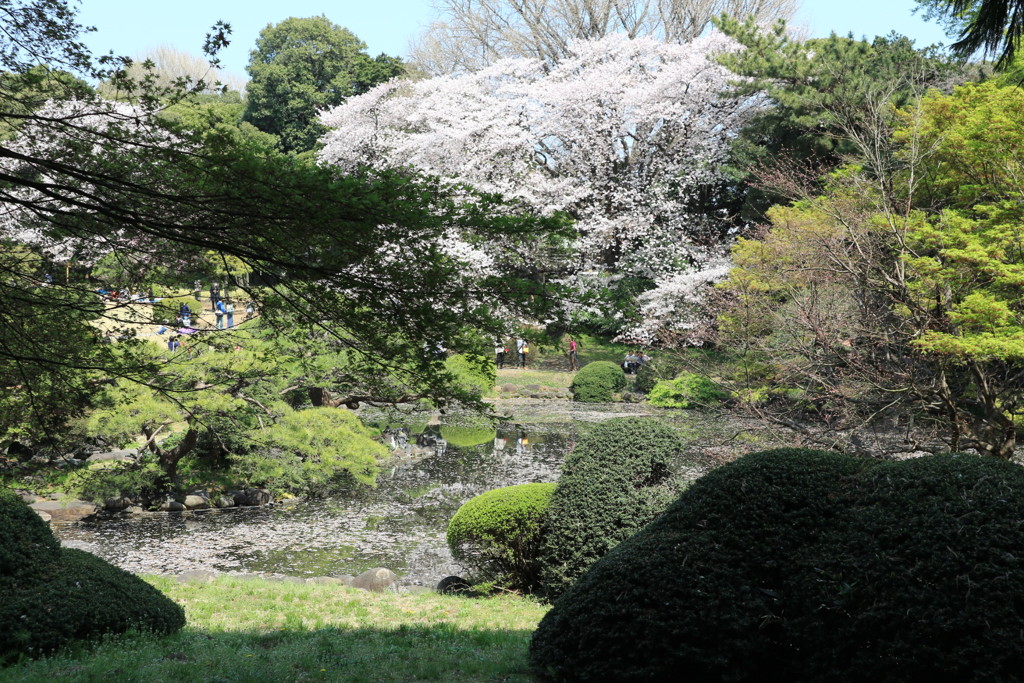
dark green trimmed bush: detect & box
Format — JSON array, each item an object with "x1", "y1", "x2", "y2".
[
  {"x1": 0, "y1": 491, "x2": 61, "y2": 593},
  {"x1": 447, "y1": 483, "x2": 556, "y2": 592},
  {"x1": 536, "y1": 418, "x2": 681, "y2": 601},
  {"x1": 0, "y1": 494, "x2": 185, "y2": 662},
  {"x1": 530, "y1": 449, "x2": 1024, "y2": 682},
  {"x1": 570, "y1": 361, "x2": 626, "y2": 402},
  {"x1": 646, "y1": 371, "x2": 724, "y2": 408}
]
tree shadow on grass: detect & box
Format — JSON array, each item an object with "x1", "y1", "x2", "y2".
[{"x1": 3, "y1": 624, "x2": 539, "y2": 682}]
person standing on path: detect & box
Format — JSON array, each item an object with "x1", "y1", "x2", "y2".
[
  {"x1": 215, "y1": 299, "x2": 226, "y2": 329},
  {"x1": 568, "y1": 337, "x2": 579, "y2": 371},
  {"x1": 516, "y1": 337, "x2": 528, "y2": 369},
  {"x1": 226, "y1": 300, "x2": 235, "y2": 328},
  {"x1": 210, "y1": 281, "x2": 221, "y2": 311},
  {"x1": 180, "y1": 301, "x2": 191, "y2": 327}
]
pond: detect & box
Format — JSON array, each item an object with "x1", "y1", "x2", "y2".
[{"x1": 53, "y1": 402, "x2": 736, "y2": 586}]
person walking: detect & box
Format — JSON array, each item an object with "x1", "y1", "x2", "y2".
[
  {"x1": 225, "y1": 300, "x2": 235, "y2": 328},
  {"x1": 495, "y1": 340, "x2": 506, "y2": 369},
  {"x1": 245, "y1": 300, "x2": 255, "y2": 320},
  {"x1": 516, "y1": 337, "x2": 528, "y2": 369},
  {"x1": 215, "y1": 299, "x2": 226, "y2": 329},
  {"x1": 180, "y1": 301, "x2": 191, "y2": 327},
  {"x1": 210, "y1": 281, "x2": 221, "y2": 311},
  {"x1": 568, "y1": 337, "x2": 580, "y2": 371}
]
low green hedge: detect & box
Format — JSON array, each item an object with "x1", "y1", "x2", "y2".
[
  {"x1": 570, "y1": 361, "x2": 626, "y2": 402},
  {"x1": 447, "y1": 483, "x2": 556, "y2": 592},
  {"x1": 531, "y1": 449, "x2": 1024, "y2": 681}
]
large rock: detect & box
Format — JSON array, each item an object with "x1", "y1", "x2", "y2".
[
  {"x1": 86, "y1": 449, "x2": 136, "y2": 463},
  {"x1": 351, "y1": 568, "x2": 398, "y2": 593},
  {"x1": 103, "y1": 495, "x2": 134, "y2": 511},
  {"x1": 183, "y1": 493, "x2": 210, "y2": 510},
  {"x1": 241, "y1": 488, "x2": 273, "y2": 507},
  {"x1": 160, "y1": 500, "x2": 186, "y2": 512},
  {"x1": 214, "y1": 496, "x2": 236, "y2": 509},
  {"x1": 29, "y1": 499, "x2": 99, "y2": 523}
]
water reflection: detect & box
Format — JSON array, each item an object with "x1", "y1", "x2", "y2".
[{"x1": 55, "y1": 419, "x2": 578, "y2": 586}]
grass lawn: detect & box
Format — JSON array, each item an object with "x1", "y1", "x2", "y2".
[{"x1": 3, "y1": 575, "x2": 549, "y2": 682}]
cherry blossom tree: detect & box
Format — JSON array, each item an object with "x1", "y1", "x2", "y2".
[{"x1": 320, "y1": 32, "x2": 760, "y2": 342}]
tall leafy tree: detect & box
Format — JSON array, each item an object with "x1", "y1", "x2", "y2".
[
  {"x1": 0, "y1": 0, "x2": 565, "y2": 451},
  {"x1": 243, "y1": 16, "x2": 403, "y2": 153},
  {"x1": 718, "y1": 80, "x2": 1024, "y2": 458},
  {"x1": 716, "y1": 18, "x2": 964, "y2": 222}
]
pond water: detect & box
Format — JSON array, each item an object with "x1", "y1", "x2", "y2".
[{"x1": 53, "y1": 402, "x2": 722, "y2": 586}]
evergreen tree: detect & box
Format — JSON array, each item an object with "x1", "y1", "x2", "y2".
[{"x1": 243, "y1": 16, "x2": 403, "y2": 153}]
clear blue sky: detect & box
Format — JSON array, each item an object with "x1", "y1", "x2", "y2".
[{"x1": 76, "y1": 0, "x2": 951, "y2": 82}]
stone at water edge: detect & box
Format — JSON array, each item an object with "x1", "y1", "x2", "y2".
[
  {"x1": 242, "y1": 488, "x2": 273, "y2": 506},
  {"x1": 28, "y1": 499, "x2": 99, "y2": 523},
  {"x1": 34, "y1": 510, "x2": 51, "y2": 523},
  {"x1": 214, "y1": 496, "x2": 236, "y2": 509},
  {"x1": 183, "y1": 493, "x2": 210, "y2": 510},
  {"x1": 103, "y1": 495, "x2": 134, "y2": 511},
  {"x1": 160, "y1": 500, "x2": 186, "y2": 512},
  {"x1": 351, "y1": 568, "x2": 398, "y2": 592}
]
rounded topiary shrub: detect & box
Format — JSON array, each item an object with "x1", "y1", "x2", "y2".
[
  {"x1": 536, "y1": 418, "x2": 681, "y2": 601},
  {"x1": 1, "y1": 548, "x2": 186, "y2": 662},
  {"x1": 0, "y1": 490, "x2": 61, "y2": 593},
  {"x1": 447, "y1": 482, "x2": 556, "y2": 592},
  {"x1": 530, "y1": 449, "x2": 1024, "y2": 682},
  {"x1": 646, "y1": 371, "x2": 724, "y2": 408},
  {"x1": 570, "y1": 361, "x2": 626, "y2": 402}
]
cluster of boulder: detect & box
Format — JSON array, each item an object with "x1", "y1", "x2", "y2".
[{"x1": 18, "y1": 487, "x2": 280, "y2": 523}]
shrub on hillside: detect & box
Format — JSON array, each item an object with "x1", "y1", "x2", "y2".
[
  {"x1": 152, "y1": 295, "x2": 202, "y2": 325},
  {"x1": 530, "y1": 449, "x2": 1024, "y2": 682},
  {"x1": 537, "y1": 418, "x2": 681, "y2": 601},
  {"x1": 570, "y1": 361, "x2": 626, "y2": 402},
  {"x1": 234, "y1": 407, "x2": 388, "y2": 494},
  {"x1": 447, "y1": 483, "x2": 557, "y2": 591},
  {"x1": 0, "y1": 494, "x2": 185, "y2": 662},
  {"x1": 445, "y1": 354, "x2": 496, "y2": 397},
  {"x1": 646, "y1": 372, "x2": 724, "y2": 408}
]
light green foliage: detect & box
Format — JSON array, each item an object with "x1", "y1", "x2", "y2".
[
  {"x1": 85, "y1": 335, "x2": 386, "y2": 495},
  {"x1": 570, "y1": 361, "x2": 626, "y2": 402},
  {"x1": 243, "y1": 16, "x2": 403, "y2": 153},
  {"x1": 646, "y1": 372, "x2": 724, "y2": 408},
  {"x1": 447, "y1": 482, "x2": 556, "y2": 591},
  {"x1": 444, "y1": 353, "x2": 496, "y2": 398},
  {"x1": 717, "y1": 79, "x2": 1024, "y2": 458},
  {"x1": 235, "y1": 406, "x2": 387, "y2": 492}
]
